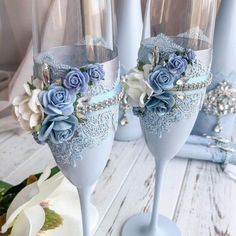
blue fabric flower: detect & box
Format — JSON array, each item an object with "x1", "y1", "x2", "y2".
[
  {"x1": 167, "y1": 54, "x2": 187, "y2": 76},
  {"x1": 186, "y1": 49, "x2": 196, "y2": 62},
  {"x1": 86, "y1": 64, "x2": 105, "y2": 82},
  {"x1": 39, "y1": 85, "x2": 76, "y2": 116},
  {"x1": 149, "y1": 66, "x2": 175, "y2": 94},
  {"x1": 146, "y1": 92, "x2": 175, "y2": 116},
  {"x1": 38, "y1": 115, "x2": 78, "y2": 143},
  {"x1": 64, "y1": 68, "x2": 89, "y2": 93}
]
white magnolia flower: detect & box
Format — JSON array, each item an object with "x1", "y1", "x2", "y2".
[
  {"x1": 123, "y1": 68, "x2": 153, "y2": 107},
  {"x1": 1, "y1": 169, "x2": 98, "y2": 236},
  {"x1": 12, "y1": 82, "x2": 44, "y2": 132}
]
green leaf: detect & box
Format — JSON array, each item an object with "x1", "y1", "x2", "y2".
[
  {"x1": 41, "y1": 208, "x2": 63, "y2": 231},
  {"x1": 0, "y1": 167, "x2": 60, "y2": 216},
  {"x1": 27, "y1": 82, "x2": 36, "y2": 90},
  {"x1": 77, "y1": 116, "x2": 87, "y2": 123},
  {"x1": 49, "y1": 166, "x2": 60, "y2": 178},
  {"x1": 0, "y1": 181, "x2": 12, "y2": 195},
  {"x1": 34, "y1": 124, "x2": 41, "y2": 132},
  {"x1": 0, "y1": 193, "x2": 16, "y2": 216},
  {"x1": 172, "y1": 103, "x2": 178, "y2": 109},
  {"x1": 80, "y1": 67, "x2": 86, "y2": 72},
  {"x1": 88, "y1": 80, "x2": 93, "y2": 86},
  {"x1": 137, "y1": 61, "x2": 145, "y2": 71}
]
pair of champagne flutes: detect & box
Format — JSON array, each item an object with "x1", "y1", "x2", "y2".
[{"x1": 33, "y1": 0, "x2": 217, "y2": 235}]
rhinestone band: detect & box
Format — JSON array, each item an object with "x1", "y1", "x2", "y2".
[
  {"x1": 173, "y1": 75, "x2": 212, "y2": 91},
  {"x1": 78, "y1": 90, "x2": 124, "y2": 113}
]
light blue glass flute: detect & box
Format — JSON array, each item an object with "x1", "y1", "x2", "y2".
[
  {"x1": 122, "y1": 0, "x2": 217, "y2": 235},
  {"x1": 122, "y1": 35, "x2": 212, "y2": 236},
  {"x1": 33, "y1": 1, "x2": 120, "y2": 236}
]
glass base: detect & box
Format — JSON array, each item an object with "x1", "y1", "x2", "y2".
[{"x1": 121, "y1": 213, "x2": 182, "y2": 236}]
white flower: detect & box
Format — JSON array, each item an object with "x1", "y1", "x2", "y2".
[
  {"x1": 12, "y1": 82, "x2": 44, "y2": 132},
  {"x1": 143, "y1": 64, "x2": 152, "y2": 80},
  {"x1": 123, "y1": 68, "x2": 153, "y2": 107},
  {"x1": 1, "y1": 169, "x2": 99, "y2": 236}
]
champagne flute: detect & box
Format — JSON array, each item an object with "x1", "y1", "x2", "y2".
[
  {"x1": 32, "y1": 1, "x2": 119, "y2": 236},
  {"x1": 122, "y1": 0, "x2": 217, "y2": 235}
]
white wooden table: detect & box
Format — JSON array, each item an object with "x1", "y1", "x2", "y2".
[{"x1": 1, "y1": 131, "x2": 236, "y2": 236}]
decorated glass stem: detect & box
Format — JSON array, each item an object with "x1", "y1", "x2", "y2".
[
  {"x1": 13, "y1": 1, "x2": 120, "y2": 236},
  {"x1": 115, "y1": 0, "x2": 143, "y2": 141},
  {"x1": 121, "y1": 1, "x2": 217, "y2": 235}
]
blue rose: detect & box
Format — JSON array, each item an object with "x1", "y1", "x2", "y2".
[
  {"x1": 39, "y1": 84, "x2": 76, "y2": 116},
  {"x1": 38, "y1": 115, "x2": 78, "y2": 144},
  {"x1": 64, "y1": 68, "x2": 89, "y2": 93},
  {"x1": 149, "y1": 66, "x2": 175, "y2": 94},
  {"x1": 186, "y1": 49, "x2": 196, "y2": 62},
  {"x1": 146, "y1": 92, "x2": 175, "y2": 116},
  {"x1": 86, "y1": 64, "x2": 105, "y2": 82},
  {"x1": 167, "y1": 54, "x2": 188, "y2": 76}
]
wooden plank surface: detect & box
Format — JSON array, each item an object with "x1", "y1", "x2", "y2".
[
  {"x1": 174, "y1": 160, "x2": 236, "y2": 236},
  {"x1": 95, "y1": 154, "x2": 188, "y2": 236},
  {"x1": 92, "y1": 139, "x2": 147, "y2": 230},
  {"x1": 0, "y1": 130, "x2": 236, "y2": 236}
]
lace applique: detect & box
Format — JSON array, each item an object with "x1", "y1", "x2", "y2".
[
  {"x1": 185, "y1": 62, "x2": 207, "y2": 80},
  {"x1": 34, "y1": 52, "x2": 119, "y2": 92},
  {"x1": 78, "y1": 36, "x2": 109, "y2": 48},
  {"x1": 138, "y1": 34, "x2": 184, "y2": 64},
  {"x1": 139, "y1": 90, "x2": 205, "y2": 138},
  {"x1": 177, "y1": 27, "x2": 210, "y2": 43},
  {"x1": 34, "y1": 50, "x2": 120, "y2": 167},
  {"x1": 86, "y1": 83, "x2": 109, "y2": 96},
  {"x1": 48, "y1": 105, "x2": 119, "y2": 167},
  {"x1": 138, "y1": 34, "x2": 209, "y2": 74}
]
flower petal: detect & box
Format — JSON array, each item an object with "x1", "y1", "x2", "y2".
[
  {"x1": 14, "y1": 106, "x2": 20, "y2": 118},
  {"x1": 12, "y1": 95, "x2": 28, "y2": 106},
  {"x1": 33, "y1": 78, "x2": 44, "y2": 90},
  {"x1": 28, "y1": 172, "x2": 64, "y2": 207},
  {"x1": 45, "y1": 105, "x2": 62, "y2": 115},
  {"x1": 24, "y1": 83, "x2": 32, "y2": 96},
  {"x1": 38, "y1": 121, "x2": 54, "y2": 141},
  {"x1": 19, "y1": 118, "x2": 32, "y2": 131},
  {"x1": 43, "y1": 176, "x2": 99, "y2": 236},
  {"x1": 1, "y1": 169, "x2": 51, "y2": 233},
  {"x1": 30, "y1": 113, "x2": 42, "y2": 129},
  {"x1": 11, "y1": 205, "x2": 45, "y2": 236},
  {"x1": 1, "y1": 182, "x2": 40, "y2": 233},
  {"x1": 143, "y1": 64, "x2": 152, "y2": 79},
  {"x1": 28, "y1": 89, "x2": 41, "y2": 113},
  {"x1": 38, "y1": 167, "x2": 51, "y2": 186},
  {"x1": 53, "y1": 121, "x2": 72, "y2": 131}
]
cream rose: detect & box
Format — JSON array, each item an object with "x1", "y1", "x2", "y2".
[
  {"x1": 123, "y1": 68, "x2": 153, "y2": 107},
  {"x1": 143, "y1": 64, "x2": 152, "y2": 80},
  {"x1": 12, "y1": 82, "x2": 44, "y2": 131}
]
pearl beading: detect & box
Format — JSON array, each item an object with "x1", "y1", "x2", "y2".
[
  {"x1": 173, "y1": 75, "x2": 212, "y2": 91},
  {"x1": 78, "y1": 90, "x2": 124, "y2": 114}
]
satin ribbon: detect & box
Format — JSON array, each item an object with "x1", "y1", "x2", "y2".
[{"x1": 177, "y1": 135, "x2": 236, "y2": 179}]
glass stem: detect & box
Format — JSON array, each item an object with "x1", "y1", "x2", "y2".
[
  {"x1": 78, "y1": 186, "x2": 93, "y2": 236},
  {"x1": 149, "y1": 159, "x2": 169, "y2": 234}
]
